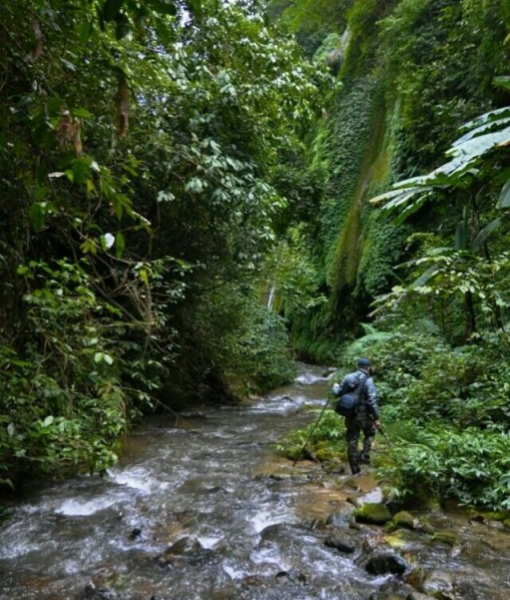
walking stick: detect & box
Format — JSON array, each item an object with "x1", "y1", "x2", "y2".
[
  {"x1": 377, "y1": 426, "x2": 393, "y2": 449},
  {"x1": 292, "y1": 397, "x2": 331, "y2": 466}
]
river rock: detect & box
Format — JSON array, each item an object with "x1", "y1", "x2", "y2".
[
  {"x1": 368, "y1": 594, "x2": 406, "y2": 600},
  {"x1": 421, "y1": 570, "x2": 454, "y2": 596},
  {"x1": 84, "y1": 583, "x2": 118, "y2": 599},
  {"x1": 259, "y1": 523, "x2": 309, "y2": 544},
  {"x1": 354, "y1": 502, "x2": 392, "y2": 525},
  {"x1": 387, "y1": 511, "x2": 415, "y2": 531},
  {"x1": 365, "y1": 552, "x2": 408, "y2": 575},
  {"x1": 407, "y1": 593, "x2": 437, "y2": 600},
  {"x1": 275, "y1": 569, "x2": 307, "y2": 584},
  {"x1": 157, "y1": 536, "x2": 204, "y2": 565},
  {"x1": 404, "y1": 565, "x2": 426, "y2": 589},
  {"x1": 324, "y1": 534, "x2": 356, "y2": 553},
  {"x1": 128, "y1": 527, "x2": 142, "y2": 540},
  {"x1": 326, "y1": 506, "x2": 355, "y2": 527},
  {"x1": 432, "y1": 530, "x2": 457, "y2": 547},
  {"x1": 369, "y1": 579, "x2": 417, "y2": 600}
]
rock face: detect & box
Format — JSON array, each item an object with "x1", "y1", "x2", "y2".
[
  {"x1": 354, "y1": 502, "x2": 392, "y2": 525},
  {"x1": 365, "y1": 552, "x2": 408, "y2": 575}
]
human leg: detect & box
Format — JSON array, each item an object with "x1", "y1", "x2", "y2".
[
  {"x1": 345, "y1": 418, "x2": 361, "y2": 474},
  {"x1": 360, "y1": 418, "x2": 376, "y2": 464}
]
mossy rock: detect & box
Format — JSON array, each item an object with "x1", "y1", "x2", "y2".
[
  {"x1": 385, "y1": 531, "x2": 409, "y2": 550},
  {"x1": 315, "y1": 447, "x2": 338, "y2": 462},
  {"x1": 354, "y1": 502, "x2": 392, "y2": 525},
  {"x1": 385, "y1": 510, "x2": 415, "y2": 532},
  {"x1": 480, "y1": 511, "x2": 510, "y2": 522},
  {"x1": 432, "y1": 530, "x2": 457, "y2": 547}
]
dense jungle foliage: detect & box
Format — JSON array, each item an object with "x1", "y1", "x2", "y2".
[
  {"x1": 270, "y1": 0, "x2": 510, "y2": 510},
  {"x1": 0, "y1": 0, "x2": 333, "y2": 486},
  {"x1": 4, "y1": 0, "x2": 510, "y2": 512}
]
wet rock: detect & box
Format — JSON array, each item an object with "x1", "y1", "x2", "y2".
[
  {"x1": 432, "y1": 530, "x2": 457, "y2": 547},
  {"x1": 324, "y1": 535, "x2": 356, "y2": 553},
  {"x1": 404, "y1": 565, "x2": 427, "y2": 589},
  {"x1": 84, "y1": 583, "x2": 118, "y2": 600},
  {"x1": 275, "y1": 569, "x2": 307, "y2": 584},
  {"x1": 421, "y1": 570, "x2": 454, "y2": 597},
  {"x1": 269, "y1": 472, "x2": 292, "y2": 481},
  {"x1": 207, "y1": 486, "x2": 229, "y2": 494},
  {"x1": 157, "y1": 536, "x2": 204, "y2": 565},
  {"x1": 168, "y1": 536, "x2": 203, "y2": 555},
  {"x1": 407, "y1": 593, "x2": 437, "y2": 600},
  {"x1": 354, "y1": 502, "x2": 392, "y2": 526},
  {"x1": 310, "y1": 517, "x2": 327, "y2": 530},
  {"x1": 259, "y1": 523, "x2": 309, "y2": 544},
  {"x1": 326, "y1": 505, "x2": 355, "y2": 527},
  {"x1": 368, "y1": 594, "x2": 407, "y2": 600},
  {"x1": 128, "y1": 527, "x2": 142, "y2": 540},
  {"x1": 369, "y1": 578, "x2": 416, "y2": 600},
  {"x1": 242, "y1": 574, "x2": 265, "y2": 587},
  {"x1": 387, "y1": 511, "x2": 415, "y2": 531},
  {"x1": 322, "y1": 367, "x2": 337, "y2": 377},
  {"x1": 365, "y1": 552, "x2": 408, "y2": 576}
]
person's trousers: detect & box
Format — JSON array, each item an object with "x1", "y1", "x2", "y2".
[{"x1": 345, "y1": 414, "x2": 376, "y2": 473}]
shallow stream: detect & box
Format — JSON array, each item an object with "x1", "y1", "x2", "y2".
[{"x1": 1, "y1": 364, "x2": 510, "y2": 600}]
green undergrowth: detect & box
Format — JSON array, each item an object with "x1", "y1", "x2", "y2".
[
  {"x1": 274, "y1": 407, "x2": 346, "y2": 461},
  {"x1": 343, "y1": 323, "x2": 510, "y2": 510},
  {"x1": 278, "y1": 320, "x2": 510, "y2": 510}
]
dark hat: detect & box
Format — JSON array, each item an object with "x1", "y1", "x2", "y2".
[{"x1": 357, "y1": 358, "x2": 372, "y2": 367}]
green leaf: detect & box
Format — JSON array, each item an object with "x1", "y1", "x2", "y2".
[
  {"x1": 497, "y1": 180, "x2": 510, "y2": 208},
  {"x1": 103, "y1": 353, "x2": 114, "y2": 365},
  {"x1": 471, "y1": 219, "x2": 502, "y2": 252},
  {"x1": 412, "y1": 265, "x2": 440, "y2": 288},
  {"x1": 115, "y1": 231, "x2": 125, "y2": 258},
  {"x1": 454, "y1": 220, "x2": 468, "y2": 251},
  {"x1": 43, "y1": 415, "x2": 54, "y2": 427},
  {"x1": 73, "y1": 108, "x2": 93, "y2": 119},
  {"x1": 29, "y1": 203, "x2": 45, "y2": 233},
  {"x1": 493, "y1": 77, "x2": 510, "y2": 91}
]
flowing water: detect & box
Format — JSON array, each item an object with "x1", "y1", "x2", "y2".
[{"x1": 1, "y1": 364, "x2": 510, "y2": 600}]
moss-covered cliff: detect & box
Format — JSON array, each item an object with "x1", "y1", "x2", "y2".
[{"x1": 272, "y1": 0, "x2": 510, "y2": 361}]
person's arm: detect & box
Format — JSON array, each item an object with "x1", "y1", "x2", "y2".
[{"x1": 365, "y1": 378, "x2": 381, "y2": 427}]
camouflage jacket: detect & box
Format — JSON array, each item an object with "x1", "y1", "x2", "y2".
[{"x1": 338, "y1": 369, "x2": 379, "y2": 419}]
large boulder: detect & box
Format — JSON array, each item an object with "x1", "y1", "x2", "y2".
[
  {"x1": 365, "y1": 552, "x2": 408, "y2": 575},
  {"x1": 354, "y1": 502, "x2": 392, "y2": 525}
]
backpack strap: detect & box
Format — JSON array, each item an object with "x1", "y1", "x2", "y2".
[
  {"x1": 353, "y1": 374, "x2": 368, "y2": 395},
  {"x1": 352, "y1": 374, "x2": 368, "y2": 413}
]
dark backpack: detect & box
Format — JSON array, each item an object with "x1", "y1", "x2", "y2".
[{"x1": 334, "y1": 375, "x2": 368, "y2": 417}]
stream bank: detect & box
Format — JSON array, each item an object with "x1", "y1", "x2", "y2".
[{"x1": 0, "y1": 364, "x2": 509, "y2": 600}]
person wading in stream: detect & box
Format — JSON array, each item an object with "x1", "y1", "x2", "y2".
[{"x1": 336, "y1": 358, "x2": 381, "y2": 475}]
